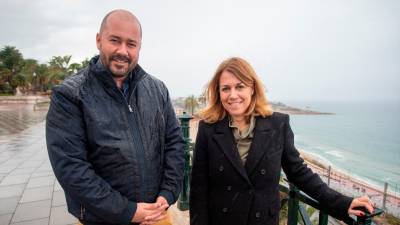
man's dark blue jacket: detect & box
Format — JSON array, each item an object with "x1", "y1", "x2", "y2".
[{"x1": 46, "y1": 56, "x2": 185, "y2": 225}]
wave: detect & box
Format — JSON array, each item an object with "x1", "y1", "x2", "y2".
[
  {"x1": 325, "y1": 150, "x2": 345, "y2": 159},
  {"x1": 301, "y1": 147, "x2": 400, "y2": 193}
]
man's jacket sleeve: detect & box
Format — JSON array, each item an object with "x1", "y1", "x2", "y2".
[
  {"x1": 46, "y1": 85, "x2": 136, "y2": 225},
  {"x1": 158, "y1": 87, "x2": 185, "y2": 205}
]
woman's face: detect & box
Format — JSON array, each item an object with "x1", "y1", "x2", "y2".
[{"x1": 219, "y1": 70, "x2": 253, "y2": 120}]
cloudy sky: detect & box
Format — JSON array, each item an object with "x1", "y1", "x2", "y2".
[{"x1": 1, "y1": 0, "x2": 399, "y2": 102}]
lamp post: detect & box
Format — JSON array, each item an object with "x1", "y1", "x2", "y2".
[
  {"x1": 32, "y1": 72, "x2": 37, "y2": 93},
  {"x1": 177, "y1": 111, "x2": 193, "y2": 211}
]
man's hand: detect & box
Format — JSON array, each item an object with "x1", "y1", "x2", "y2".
[
  {"x1": 137, "y1": 196, "x2": 170, "y2": 225},
  {"x1": 140, "y1": 210, "x2": 168, "y2": 225},
  {"x1": 156, "y1": 196, "x2": 169, "y2": 208},
  {"x1": 131, "y1": 202, "x2": 168, "y2": 223}
]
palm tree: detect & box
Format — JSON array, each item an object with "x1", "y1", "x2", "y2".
[
  {"x1": 35, "y1": 64, "x2": 52, "y2": 92},
  {"x1": 49, "y1": 55, "x2": 73, "y2": 80},
  {"x1": 68, "y1": 63, "x2": 81, "y2": 74},
  {"x1": 0, "y1": 46, "x2": 24, "y2": 94},
  {"x1": 21, "y1": 59, "x2": 39, "y2": 93},
  {"x1": 80, "y1": 58, "x2": 90, "y2": 69},
  {"x1": 0, "y1": 68, "x2": 13, "y2": 94}
]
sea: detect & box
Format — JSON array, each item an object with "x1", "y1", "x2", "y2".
[{"x1": 285, "y1": 100, "x2": 400, "y2": 194}]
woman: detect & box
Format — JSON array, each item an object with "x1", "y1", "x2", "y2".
[{"x1": 189, "y1": 57, "x2": 373, "y2": 225}]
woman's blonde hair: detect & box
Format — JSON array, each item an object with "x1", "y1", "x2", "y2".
[{"x1": 200, "y1": 57, "x2": 273, "y2": 123}]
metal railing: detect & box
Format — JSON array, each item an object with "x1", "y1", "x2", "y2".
[{"x1": 280, "y1": 182, "x2": 383, "y2": 225}]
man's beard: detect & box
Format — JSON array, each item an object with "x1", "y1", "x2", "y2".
[{"x1": 102, "y1": 53, "x2": 135, "y2": 78}]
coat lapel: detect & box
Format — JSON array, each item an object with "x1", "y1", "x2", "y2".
[
  {"x1": 244, "y1": 117, "x2": 276, "y2": 176},
  {"x1": 212, "y1": 117, "x2": 251, "y2": 184}
]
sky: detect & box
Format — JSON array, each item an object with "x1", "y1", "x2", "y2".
[{"x1": 1, "y1": 0, "x2": 399, "y2": 102}]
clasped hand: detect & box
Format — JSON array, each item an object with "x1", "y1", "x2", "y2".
[{"x1": 132, "y1": 196, "x2": 169, "y2": 225}]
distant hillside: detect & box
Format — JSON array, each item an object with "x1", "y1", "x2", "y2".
[
  {"x1": 172, "y1": 97, "x2": 332, "y2": 115},
  {"x1": 270, "y1": 102, "x2": 333, "y2": 115}
]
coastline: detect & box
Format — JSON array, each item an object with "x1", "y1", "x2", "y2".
[
  {"x1": 271, "y1": 102, "x2": 334, "y2": 115},
  {"x1": 299, "y1": 150, "x2": 400, "y2": 216}
]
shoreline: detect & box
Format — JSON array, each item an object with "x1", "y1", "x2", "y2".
[
  {"x1": 270, "y1": 102, "x2": 334, "y2": 115},
  {"x1": 299, "y1": 150, "x2": 400, "y2": 215}
]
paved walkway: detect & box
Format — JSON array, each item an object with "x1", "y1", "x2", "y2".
[
  {"x1": 0, "y1": 121, "x2": 76, "y2": 225},
  {"x1": 0, "y1": 121, "x2": 189, "y2": 225}
]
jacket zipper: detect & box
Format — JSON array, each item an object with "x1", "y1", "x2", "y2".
[
  {"x1": 118, "y1": 85, "x2": 147, "y2": 201},
  {"x1": 80, "y1": 204, "x2": 85, "y2": 220}
]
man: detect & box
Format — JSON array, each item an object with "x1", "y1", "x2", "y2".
[{"x1": 46, "y1": 9, "x2": 185, "y2": 225}]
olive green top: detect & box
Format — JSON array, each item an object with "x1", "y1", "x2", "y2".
[{"x1": 229, "y1": 116, "x2": 256, "y2": 165}]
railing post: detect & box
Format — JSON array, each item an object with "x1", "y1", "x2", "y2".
[
  {"x1": 355, "y1": 207, "x2": 384, "y2": 225},
  {"x1": 327, "y1": 165, "x2": 331, "y2": 186},
  {"x1": 382, "y1": 182, "x2": 388, "y2": 211},
  {"x1": 318, "y1": 211, "x2": 328, "y2": 225},
  {"x1": 287, "y1": 184, "x2": 299, "y2": 225},
  {"x1": 357, "y1": 215, "x2": 372, "y2": 225},
  {"x1": 177, "y1": 112, "x2": 193, "y2": 211}
]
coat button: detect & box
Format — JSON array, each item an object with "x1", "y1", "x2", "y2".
[
  {"x1": 260, "y1": 169, "x2": 266, "y2": 175},
  {"x1": 255, "y1": 212, "x2": 261, "y2": 218},
  {"x1": 222, "y1": 207, "x2": 228, "y2": 213},
  {"x1": 226, "y1": 186, "x2": 232, "y2": 191},
  {"x1": 219, "y1": 165, "x2": 224, "y2": 172}
]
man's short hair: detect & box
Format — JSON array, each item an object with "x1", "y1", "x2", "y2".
[{"x1": 99, "y1": 9, "x2": 142, "y2": 37}]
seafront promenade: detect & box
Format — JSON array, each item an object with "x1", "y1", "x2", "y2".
[{"x1": 0, "y1": 120, "x2": 77, "y2": 225}]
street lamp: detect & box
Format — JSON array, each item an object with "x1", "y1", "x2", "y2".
[{"x1": 32, "y1": 72, "x2": 37, "y2": 93}]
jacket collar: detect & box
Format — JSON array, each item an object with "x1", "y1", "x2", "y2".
[
  {"x1": 213, "y1": 116, "x2": 250, "y2": 184},
  {"x1": 212, "y1": 115, "x2": 276, "y2": 184},
  {"x1": 244, "y1": 116, "x2": 276, "y2": 176}
]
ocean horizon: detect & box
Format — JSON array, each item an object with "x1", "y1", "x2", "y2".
[{"x1": 284, "y1": 100, "x2": 400, "y2": 194}]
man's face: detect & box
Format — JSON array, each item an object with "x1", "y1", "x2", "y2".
[{"x1": 96, "y1": 16, "x2": 141, "y2": 77}]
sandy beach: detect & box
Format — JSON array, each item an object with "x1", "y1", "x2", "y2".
[{"x1": 299, "y1": 151, "x2": 400, "y2": 217}]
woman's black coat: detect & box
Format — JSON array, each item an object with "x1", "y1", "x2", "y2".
[{"x1": 190, "y1": 112, "x2": 352, "y2": 225}]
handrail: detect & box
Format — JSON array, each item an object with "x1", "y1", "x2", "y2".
[{"x1": 280, "y1": 181, "x2": 384, "y2": 225}]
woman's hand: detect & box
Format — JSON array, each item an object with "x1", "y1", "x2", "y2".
[{"x1": 348, "y1": 195, "x2": 374, "y2": 216}]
